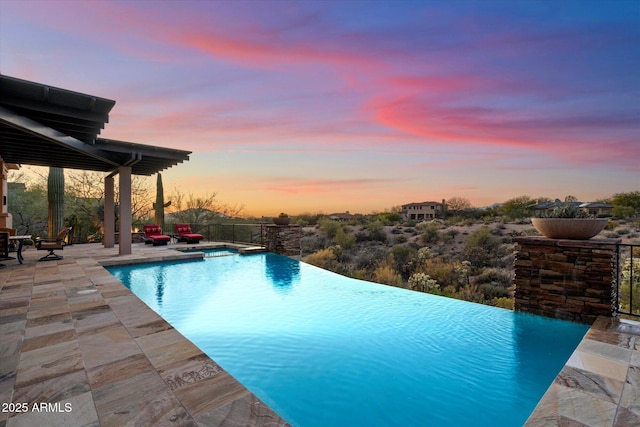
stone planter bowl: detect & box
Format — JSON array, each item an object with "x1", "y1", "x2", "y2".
[
  {"x1": 272, "y1": 217, "x2": 291, "y2": 226},
  {"x1": 531, "y1": 218, "x2": 608, "y2": 240}
]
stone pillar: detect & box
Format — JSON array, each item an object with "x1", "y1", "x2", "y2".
[
  {"x1": 118, "y1": 166, "x2": 132, "y2": 256},
  {"x1": 103, "y1": 175, "x2": 115, "y2": 248},
  {"x1": 513, "y1": 236, "x2": 620, "y2": 324},
  {"x1": 264, "y1": 225, "x2": 301, "y2": 257}
]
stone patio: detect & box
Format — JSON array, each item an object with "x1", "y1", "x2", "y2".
[
  {"x1": 1, "y1": 241, "x2": 639, "y2": 426},
  {"x1": 0, "y1": 242, "x2": 287, "y2": 427}
]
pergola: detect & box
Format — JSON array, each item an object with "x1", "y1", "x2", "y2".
[{"x1": 0, "y1": 74, "x2": 191, "y2": 255}]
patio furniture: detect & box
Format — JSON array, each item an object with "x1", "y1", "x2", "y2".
[
  {"x1": 10, "y1": 235, "x2": 32, "y2": 264},
  {"x1": 175, "y1": 224, "x2": 204, "y2": 244},
  {"x1": 35, "y1": 227, "x2": 71, "y2": 261},
  {"x1": 143, "y1": 224, "x2": 171, "y2": 246}
]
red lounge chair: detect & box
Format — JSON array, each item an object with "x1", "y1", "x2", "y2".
[
  {"x1": 175, "y1": 224, "x2": 204, "y2": 244},
  {"x1": 143, "y1": 224, "x2": 171, "y2": 246}
]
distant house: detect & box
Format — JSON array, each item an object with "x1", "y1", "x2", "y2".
[
  {"x1": 579, "y1": 202, "x2": 614, "y2": 217},
  {"x1": 401, "y1": 201, "x2": 445, "y2": 220},
  {"x1": 531, "y1": 201, "x2": 613, "y2": 218},
  {"x1": 328, "y1": 212, "x2": 354, "y2": 222}
]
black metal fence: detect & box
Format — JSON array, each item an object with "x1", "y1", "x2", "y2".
[
  {"x1": 616, "y1": 243, "x2": 640, "y2": 318},
  {"x1": 161, "y1": 222, "x2": 266, "y2": 246}
]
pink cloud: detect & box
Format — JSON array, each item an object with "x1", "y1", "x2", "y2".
[{"x1": 371, "y1": 95, "x2": 639, "y2": 169}]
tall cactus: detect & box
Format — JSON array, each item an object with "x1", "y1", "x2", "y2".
[
  {"x1": 47, "y1": 167, "x2": 65, "y2": 239},
  {"x1": 152, "y1": 173, "x2": 171, "y2": 227}
]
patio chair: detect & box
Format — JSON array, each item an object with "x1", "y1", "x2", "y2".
[
  {"x1": 35, "y1": 227, "x2": 71, "y2": 261},
  {"x1": 175, "y1": 224, "x2": 204, "y2": 244},
  {"x1": 143, "y1": 224, "x2": 171, "y2": 246}
]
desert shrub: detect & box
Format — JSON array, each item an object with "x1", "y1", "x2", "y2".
[
  {"x1": 373, "y1": 262, "x2": 404, "y2": 287},
  {"x1": 354, "y1": 225, "x2": 387, "y2": 242},
  {"x1": 418, "y1": 258, "x2": 469, "y2": 289},
  {"x1": 616, "y1": 228, "x2": 631, "y2": 235},
  {"x1": 353, "y1": 246, "x2": 389, "y2": 270},
  {"x1": 420, "y1": 222, "x2": 441, "y2": 244},
  {"x1": 493, "y1": 297, "x2": 514, "y2": 310},
  {"x1": 318, "y1": 218, "x2": 341, "y2": 239},
  {"x1": 306, "y1": 248, "x2": 339, "y2": 270},
  {"x1": 394, "y1": 235, "x2": 408, "y2": 244},
  {"x1": 462, "y1": 226, "x2": 503, "y2": 269},
  {"x1": 478, "y1": 283, "x2": 511, "y2": 300},
  {"x1": 390, "y1": 245, "x2": 417, "y2": 279},
  {"x1": 300, "y1": 235, "x2": 325, "y2": 255},
  {"x1": 334, "y1": 227, "x2": 356, "y2": 249},
  {"x1": 605, "y1": 220, "x2": 619, "y2": 230},
  {"x1": 441, "y1": 284, "x2": 483, "y2": 303},
  {"x1": 474, "y1": 268, "x2": 512, "y2": 286},
  {"x1": 441, "y1": 232, "x2": 456, "y2": 244}
]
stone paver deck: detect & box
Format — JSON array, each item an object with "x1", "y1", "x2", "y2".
[
  {"x1": 1, "y1": 242, "x2": 639, "y2": 426},
  {"x1": 1, "y1": 242, "x2": 287, "y2": 427}
]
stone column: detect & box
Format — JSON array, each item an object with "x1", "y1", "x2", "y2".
[
  {"x1": 103, "y1": 175, "x2": 115, "y2": 248},
  {"x1": 118, "y1": 166, "x2": 132, "y2": 256},
  {"x1": 513, "y1": 236, "x2": 620, "y2": 324},
  {"x1": 264, "y1": 225, "x2": 301, "y2": 257}
]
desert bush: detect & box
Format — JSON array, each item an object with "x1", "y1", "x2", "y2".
[
  {"x1": 478, "y1": 283, "x2": 511, "y2": 300},
  {"x1": 441, "y1": 284, "x2": 483, "y2": 303},
  {"x1": 394, "y1": 235, "x2": 408, "y2": 244},
  {"x1": 493, "y1": 297, "x2": 514, "y2": 310},
  {"x1": 300, "y1": 235, "x2": 325, "y2": 255},
  {"x1": 390, "y1": 245, "x2": 417, "y2": 279},
  {"x1": 334, "y1": 227, "x2": 356, "y2": 249},
  {"x1": 306, "y1": 248, "x2": 339, "y2": 270},
  {"x1": 318, "y1": 218, "x2": 341, "y2": 239},
  {"x1": 366, "y1": 220, "x2": 387, "y2": 242},
  {"x1": 353, "y1": 246, "x2": 389, "y2": 270},
  {"x1": 474, "y1": 268, "x2": 512, "y2": 286},
  {"x1": 418, "y1": 258, "x2": 469, "y2": 289},
  {"x1": 373, "y1": 262, "x2": 404, "y2": 287},
  {"x1": 462, "y1": 226, "x2": 503, "y2": 269},
  {"x1": 420, "y1": 222, "x2": 441, "y2": 244}
]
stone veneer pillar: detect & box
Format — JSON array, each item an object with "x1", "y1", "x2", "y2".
[
  {"x1": 513, "y1": 236, "x2": 621, "y2": 324},
  {"x1": 264, "y1": 224, "x2": 301, "y2": 257}
]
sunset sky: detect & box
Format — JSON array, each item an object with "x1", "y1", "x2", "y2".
[{"x1": 1, "y1": 0, "x2": 638, "y2": 217}]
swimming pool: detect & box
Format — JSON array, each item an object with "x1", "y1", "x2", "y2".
[{"x1": 108, "y1": 252, "x2": 589, "y2": 427}]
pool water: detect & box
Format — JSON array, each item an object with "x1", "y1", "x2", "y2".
[
  {"x1": 108, "y1": 252, "x2": 589, "y2": 427},
  {"x1": 181, "y1": 247, "x2": 238, "y2": 257}
]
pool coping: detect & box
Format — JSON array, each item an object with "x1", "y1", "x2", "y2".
[{"x1": 1, "y1": 242, "x2": 639, "y2": 426}]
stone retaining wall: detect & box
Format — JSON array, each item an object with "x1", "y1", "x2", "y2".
[
  {"x1": 513, "y1": 236, "x2": 620, "y2": 324},
  {"x1": 264, "y1": 225, "x2": 301, "y2": 257}
]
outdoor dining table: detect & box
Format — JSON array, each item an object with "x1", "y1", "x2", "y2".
[{"x1": 9, "y1": 235, "x2": 32, "y2": 264}]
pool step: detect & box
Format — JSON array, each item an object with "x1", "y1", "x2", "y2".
[{"x1": 239, "y1": 246, "x2": 267, "y2": 255}]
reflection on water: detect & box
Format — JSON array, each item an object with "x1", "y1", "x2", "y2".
[
  {"x1": 265, "y1": 253, "x2": 300, "y2": 291},
  {"x1": 154, "y1": 269, "x2": 167, "y2": 307},
  {"x1": 512, "y1": 313, "x2": 588, "y2": 403}
]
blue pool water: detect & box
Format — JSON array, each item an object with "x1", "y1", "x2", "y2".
[
  {"x1": 181, "y1": 247, "x2": 238, "y2": 257},
  {"x1": 108, "y1": 253, "x2": 589, "y2": 427}
]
